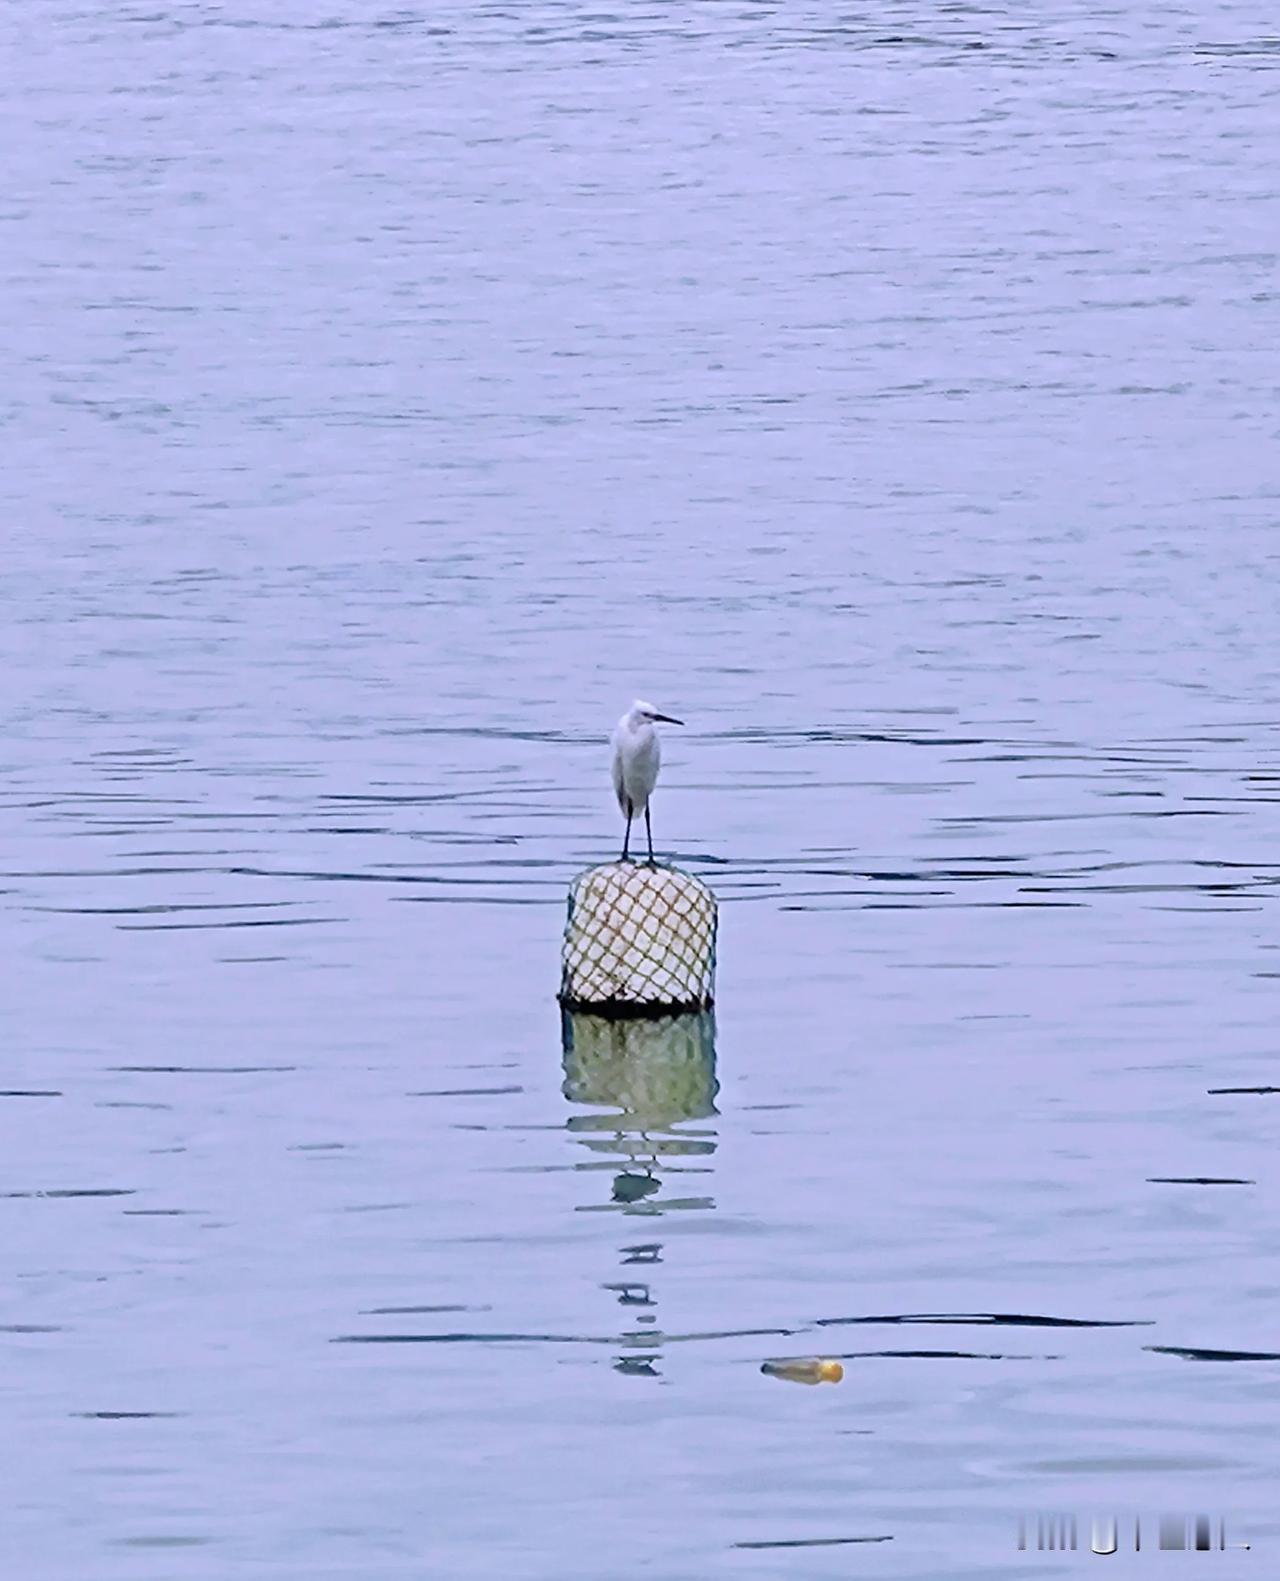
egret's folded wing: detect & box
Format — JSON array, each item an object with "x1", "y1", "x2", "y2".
[{"x1": 610, "y1": 739, "x2": 627, "y2": 811}]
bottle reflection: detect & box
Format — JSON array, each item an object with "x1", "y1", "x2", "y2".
[{"x1": 561, "y1": 1009, "x2": 718, "y2": 1377}]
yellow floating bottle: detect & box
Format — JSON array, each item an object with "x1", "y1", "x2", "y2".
[{"x1": 761, "y1": 1357, "x2": 844, "y2": 1385}]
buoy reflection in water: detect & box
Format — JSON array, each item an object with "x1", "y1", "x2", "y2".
[{"x1": 562, "y1": 1010, "x2": 718, "y2": 1376}]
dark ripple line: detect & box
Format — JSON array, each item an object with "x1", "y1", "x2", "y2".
[
  {"x1": 815, "y1": 1311, "x2": 1149, "y2": 1329},
  {"x1": 108, "y1": 1064, "x2": 296, "y2": 1074},
  {"x1": 733, "y1": 1536, "x2": 893, "y2": 1550},
  {"x1": 360, "y1": 1305, "x2": 483, "y2": 1316},
  {"x1": 835, "y1": 1349, "x2": 1057, "y2": 1361},
  {"x1": 1148, "y1": 1346, "x2": 1280, "y2": 1363},
  {"x1": 1147, "y1": 1176, "x2": 1254, "y2": 1186},
  {"x1": 116, "y1": 916, "x2": 339, "y2": 931},
  {"x1": 72, "y1": 1411, "x2": 183, "y2": 1420},
  {"x1": 333, "y1": 1325, "x2": 794, "y2": 1346},
  {"x1": 1022, "y1": 880, "x2": 1277, "y2": 895},
  {"x1": 30, "y1": 901, "x2": 300, "y2": 916},
  {"x1": 396, "y1": 895, "x2": 555, "y2": 907},
  {"x1": 410, "y1": 1086, "x2": 524, "y2": 1098}
]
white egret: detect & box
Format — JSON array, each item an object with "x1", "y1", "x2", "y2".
[{"x1": 610, "y1": 699, "x2": 684, "y2": 864}]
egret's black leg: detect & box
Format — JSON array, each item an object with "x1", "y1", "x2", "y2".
[
  {"x1": 645, "y1": 804, "x2": 654, "y2": 866},
  {"x1": 622, "y1": 801, "x2": 632, "y2": 861}
]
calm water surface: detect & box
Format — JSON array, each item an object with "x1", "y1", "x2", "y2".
[{"x1": 5, "y1": 3, "x2": 1280, "y2": 1576}]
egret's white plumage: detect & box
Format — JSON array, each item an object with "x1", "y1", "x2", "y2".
[{"x1": 610, "y1": 698, "x2": 683, "y2": 863}]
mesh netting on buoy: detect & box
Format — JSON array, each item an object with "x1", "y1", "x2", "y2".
[{"x1": 559, "y1": 861, "x2": 717, "y2": 1015}]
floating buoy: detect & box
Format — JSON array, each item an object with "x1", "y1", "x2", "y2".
[
  {"x1": 559, "y1": 861, "x2": 717, "y2": 1016},
  {"x1": 761, "y1": 1357, "x2": 845, "y2": 1385}
]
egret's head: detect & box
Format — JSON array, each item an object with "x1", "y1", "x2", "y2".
[{"x1": 632, "y1": 699, "x2": 684, "y2": 726}]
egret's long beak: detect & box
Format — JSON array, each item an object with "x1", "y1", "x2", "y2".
[{"x1": 653, "y1": 713, "x2": 684, "y2": 726}]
